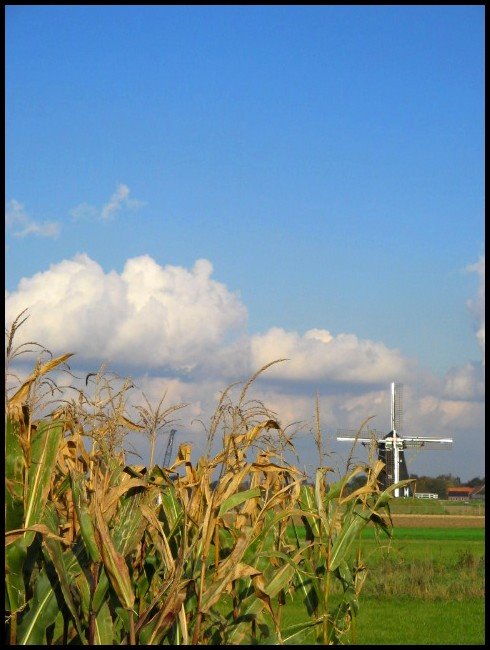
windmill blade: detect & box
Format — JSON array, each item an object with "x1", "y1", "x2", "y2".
[
  {"x1": 391, "y1": 382, "x2": 404, "y2": 433},
  {"x1": 336, "y1": 428, "x2": 382, "y2": 445},
  {"x1": 402, "y1": 436, "x2": 453, "y2": 450}
]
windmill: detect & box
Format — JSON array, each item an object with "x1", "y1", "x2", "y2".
[{"x1": 337, "y1": 383, "x2": 453, "y2": 497}]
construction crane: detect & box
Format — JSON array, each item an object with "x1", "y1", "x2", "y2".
[{"x1": 163, "y1": 429, "x2": 176, "y2": 468}]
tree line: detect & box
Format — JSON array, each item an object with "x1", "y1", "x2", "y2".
[
  {"x1": 410, "y1": 474, "x2": 485, "y2": 498},
  {"x1": 346, "y1": 473, "x2": 485, "y2": 499}
]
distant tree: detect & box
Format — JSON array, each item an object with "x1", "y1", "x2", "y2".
[
  {"x1": 411, "y1": 475, "x2": 460, "y2": 498},
  {"x1": 466, "y1": 476, "x2": 485, "y2": 488},
  {"x1": 436, "y1": 473, "x2": 461, "y2": 486},
  {"x1": 408, "y1": 474, "x2": 486, "y2": 498}
]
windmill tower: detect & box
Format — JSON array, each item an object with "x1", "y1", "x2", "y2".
[{"x1": 337, "y1": 383, "x2": 453, "y2": 497}]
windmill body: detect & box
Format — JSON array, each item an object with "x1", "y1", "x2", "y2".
[{"x1": 337, "y1": 383, "x2": 453, "y2": 497}]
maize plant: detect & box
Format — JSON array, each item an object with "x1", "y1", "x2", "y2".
[{"x1": 5, "y1": 312, "x2": 410, "y2": 645}]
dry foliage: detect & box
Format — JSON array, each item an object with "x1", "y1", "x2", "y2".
[{"x1": 5, "y1": 311, "x2": 407, "y2": 645}]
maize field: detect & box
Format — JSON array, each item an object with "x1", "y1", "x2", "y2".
[{"x1": 5, "y1": 310, "x2": 411, "y2": 645}]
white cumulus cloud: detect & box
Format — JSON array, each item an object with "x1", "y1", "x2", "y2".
[
  {"x1": 250, "y1": 326, "x2": 415, "y2": 385},
  {"x1": 442, "y1": 362, "x2": 485, "y2": 401},
  {"x1": 5, "y1": 253, "x2": 248, "y2": 371}
]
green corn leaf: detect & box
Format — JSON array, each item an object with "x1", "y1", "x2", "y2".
[
  {"x1": 5, "y1": 415, "x2": 24, "y2": 532},
  {"x1": 5, "y1": 537, "x2": 28, "y2": 616},
  {"x1": 24, "y1": 421, "x2": 63, "y2": 546},
  {"x1": 53, "y1": 472, "x2": 71, "y2": 499},
  {"x1": 111, "y1": 485, "x2": 148, "y2": 556},
  {"x1": 299, "y1": 485, "x2": 320, "y2": 537},
  {"x1": 135, "y1": 568, "x2": 150, "y2": 603},
  {"x1": 336, "y1": 559, "x2": 353, "y2": 586},
  {"x1": 93, "y1": 499, "x2": 135, "y2": 611},
  {"x1": 94, "y1": 601, "x2": 114, "y2": 645},
  {"x1": 91, "y1": 486, "x2": 149, "y2": 614},
  {"x1": 218, "y1": 487, "x2": 261, "y2": 517},
  {"x1": 293, "y1": 552, "x2": 320, "y2": 617},
  {"x1": 92, "y1": 567, "x2": 111, "y2": 615},
  {"x1": 17, "y1": 566, "x2": 61, "y2": 645},
  {"x1": 108, "y1": 455, "x2": 127, "y2": 487},
  {"x1": 75, "y1": 568, "x2": 91, "y2": 620},
  {"x1": 114, "y1": 606, "x2": 130, "y2": 634},
  {"x1": 228, "y1": 547, "x2": 303, "y2": 643},
  {"x1": 282, "y1": 616, "x2": 323, "y2": 644},
  {"x1": 329, "y1": 508, "x2": 370, "y2": 572},
  {"x1": 70, "y1": 470, "x2": 101, "y2": 563},
  {"x1": 252, "y1": 506, "x2": 318, "y2": 551},
  {"x1": 314, "y1": 468, "x2": 330, "y2": 533},
  {"x1": 41, "y1": 502, "x2": 87, "y2": 644},
  {"x1": 324, "y1": 477, "x2": 345, "y2": 503},
  {"x1": 262, "y1": 555, "x2": 298, "y2": 598},
  {"x1": 48, "y1": 610, "x2": 67, "y2": 645},
  {"x1": 160, "y1": 486, "x2": 183, "y2": 525},
  {"x1": 343, "y1": 585, "x2": 359, "y2": 616}
]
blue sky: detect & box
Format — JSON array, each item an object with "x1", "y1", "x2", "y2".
[{"x1": 5, "y1": 6, "x2": 484, "y2": 481}]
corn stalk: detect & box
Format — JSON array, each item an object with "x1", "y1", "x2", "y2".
[{"x1": 5, "y1": 313, "x2": 409, "y2": 645}]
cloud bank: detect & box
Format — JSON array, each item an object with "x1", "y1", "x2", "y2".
[
  {"x1": 5, "y1": 254, "x2": 247, "y2": 371},
  {"x1": 5, "y1": 252, "x2": 485, "y2": 480},
  {"x1": 4, "y1": 253, "x2": 419, "y2": 386}
]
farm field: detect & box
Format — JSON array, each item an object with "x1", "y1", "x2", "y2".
[
  {"x1": 387, "y1": 513, "x2": 484, "y2": 528},
  {"x1": 278, "y1": 525, "x2": 485, "y2": 645},
  {"x1": 354, "y1": 597, "x2": 484, "y2": 645},
  {"x1": 358, "y1": 526, "x2": 484, "y2": 645},
  {"x1": 387, "y1": 497, "x2": 485, "y2": 518}
]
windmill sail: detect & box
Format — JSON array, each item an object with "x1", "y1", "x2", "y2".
[
  {"x1": 391, "y1": 382, "x2": 403, "y2": 432},
  {"x1": 336, "y1": 429, "x2": 383, "y2": 445},
  {"x1": 400, "y1": 437, "x2": 453, "y2": 449}
]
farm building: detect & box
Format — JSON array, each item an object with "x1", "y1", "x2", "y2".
[{"x1": 447, "y1": 486, "x2": 475, "y2": 501}]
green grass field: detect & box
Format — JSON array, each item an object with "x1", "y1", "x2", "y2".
[
  {"x1": 386, "y1": 497, "x2": 485, "y2": 516},
  {"x1": 353, "y1": 597, "x2": 484, "y2": 645},
  {"x1": 278, "y1": 526, "x2": 485, "y2": 645}
]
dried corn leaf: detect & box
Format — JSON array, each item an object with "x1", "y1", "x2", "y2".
[{"x1": 7, "y1": 353, "x2": 74, "y2": 416}]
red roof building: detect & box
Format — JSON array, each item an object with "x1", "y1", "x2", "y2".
[{"x1": 447, "y1": 486, "x2": 475, "y2": 501}]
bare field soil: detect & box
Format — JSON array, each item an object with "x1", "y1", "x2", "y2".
[{"x1": 390, "y1": 513, "x2": 485, "y2": 528}]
